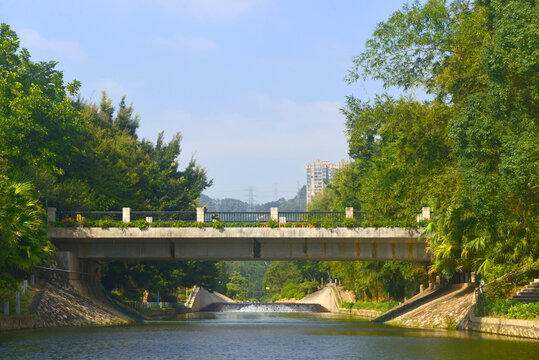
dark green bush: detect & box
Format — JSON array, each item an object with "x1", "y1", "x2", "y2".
[{"x1": 342, "y1": 218, "x2": 357, "y2": 228}]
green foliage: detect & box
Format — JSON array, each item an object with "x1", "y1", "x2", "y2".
[
  {"x1": 101, "y1": 260, "x2": 224, "y2": 302},
  {"x1": 326, "y1": 261, "x2": 426, "y2": 302},
  {"x1": 321, "y1": 218, "x2": 335, "y2": 229},
  {"x1": 342, "y1": 218, "x2": 357, "y2": 228},
  {"x1": 0, "y1": 23, "x2": 213, "y2": 291},
  {"x1": 224, "y1": 261, "x2": 269, "y2": 301},
  {"x1": 0, "y1": 175, "x2": 54, "y2": 284},
  {"x1": 263, "y1": 261, "x2": 301, "y2": 297},
  {"x1": 60, "y1": 217, "x2": 75, "y2": 227},
  {"x1": 326, "y1": 0, "x2": 538, "y2": 281},
  {"x1": 352, "y1": 300, "x2": 398, "y2": 313},
  {"x1": 80, "y1": 218, "x2": 94, "y2": 227},
  {"x1": 212, "y1": 220, "x2": 225, "y2": 229},
  {"x1": 483, "y1": 300, "x2": 539, "y2": 320},
  {"x1": 134, "y1": 219, "x2": 149, "y2": 230},
  {"x1": 306, "y1": 218, "x2": 320, "y2": 228},
  {"x1": 97, "y1": 219, "x2": 113, "y2": 229},
  {"x1": 266, "y1": 219, "x2": 278, "y2": 228},
  {"x1": 226, "y1": 271, "x2": 249, "y2": 301}
]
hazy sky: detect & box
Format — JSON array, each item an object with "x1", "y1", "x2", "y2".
[{"x1": 2, "y1": 0, "x2": 407, "y2": 203}]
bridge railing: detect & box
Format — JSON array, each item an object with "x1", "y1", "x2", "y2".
[
  {"x1": 56, "y1": 210, "x2": 122, "y2": 222},
  {"x1": 279, "y1": 211, "x2": 345, "y2": 223},
  {"x1": 131, "y1": 211, "x2": 196, "y2": 222},
  {"x1": 205, "y1": 211, "x2": 270, "y2": 223},
  {"x1": 49, "y1": 207, "x2": 431, "y2": 225}
]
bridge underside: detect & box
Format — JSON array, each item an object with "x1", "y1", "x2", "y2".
[{"x1": 49, "y1": 227, "x2": 430, "y2": 262}]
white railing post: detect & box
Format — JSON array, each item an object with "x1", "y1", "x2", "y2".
[
  {"x1": 197, "y1": 207, "x2": 206, "y2": 223},
  {"x1": 47, "y1": 207, "x2": 56, "y2": 222},
  {"x1": 345, "y1": 207, "x2": 353, "y2": 219},
  {"x1": 270, "y1": 207, "x2": 279, "y2": 222},
  {"x1": 422, "y1": 206, "x2": 431, "y2": 220},
  {"x1": 122, "y1": 207, "x2": 131, "y2": 223}
]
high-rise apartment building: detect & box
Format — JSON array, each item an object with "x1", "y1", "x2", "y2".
[{"x1": 306, "y1": 159, "x2": 345, "y2": 205}]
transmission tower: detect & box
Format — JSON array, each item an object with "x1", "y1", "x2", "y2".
[{"x1": 247, "y1": 186, "x2": 254, "y2": 211}]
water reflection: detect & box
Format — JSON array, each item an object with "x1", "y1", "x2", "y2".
[{"x1": 1, "y1": 312, "x2": 537, "y2": 360}]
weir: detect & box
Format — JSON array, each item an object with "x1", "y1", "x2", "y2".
[{"x1": 201, "y1": 303, "x2": 328, "y2": 313}]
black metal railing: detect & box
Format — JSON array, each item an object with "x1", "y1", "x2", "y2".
[
  {"x1": 131, "y1": 211, "x2": 196, "y2": 222},
  {"x1": 205, "y1": 211, "x2": 270, "y2": 223},
  {"x1": 57, "y1": 210, "x2": 122, "y2": 221},
  {"x1": 278, "y1": 211, "x2": 345, "y2": 223},
  {"x1": 53, "y1": 209, "x2": 423, "y2": 225}
]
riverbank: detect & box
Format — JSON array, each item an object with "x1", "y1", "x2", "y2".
[{"x1": 0, "y1": 280, "x2": 133, "y2": 332}]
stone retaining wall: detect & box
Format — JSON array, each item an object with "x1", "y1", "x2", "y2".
[
  {"x1": 0, "y1": 316, "x2": 35, "y2": 331},
  {"x1": 338, "y1": 308, "x2": 382, "y2": 319},
  {"x1": 466, "y1": 312, "x2": 538, "y2": 339}
]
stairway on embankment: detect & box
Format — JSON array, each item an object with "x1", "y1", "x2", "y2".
[
  {"x1": 372, "y1": 285, "x2": 453, "y2": 323},
  {"x1": 510, "y1": 279, "x2": 539, "y2": 303},
  {"x1": 383, "y1": 283, "x2": 476, "y2": 329}
]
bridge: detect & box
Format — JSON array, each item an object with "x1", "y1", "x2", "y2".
[{"x1": 46, "y1": 207, "x2": 431, "y2": 281}]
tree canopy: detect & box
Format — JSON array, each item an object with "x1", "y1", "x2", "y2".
[
  {"x1": 319, "y1": 0, "x2": 537, "y2": 280},
  {"x1": 0, "y1": 23, "x2": 213, "y2": 292}
]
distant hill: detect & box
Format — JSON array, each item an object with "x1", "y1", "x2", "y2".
[{"x1": 200, "y1": 186, "x2": 306, "y2": 212}]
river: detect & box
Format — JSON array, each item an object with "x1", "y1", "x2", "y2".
[{"x1": 1, "y1": 312, "x2": 537, "y2": 359}]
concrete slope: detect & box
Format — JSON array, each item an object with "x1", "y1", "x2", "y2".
[
  {"x1": 298, "y1": 286, "x2": 340, "y2": 312},
  {"x1": 388, "y1": 284, "x2": 475, "y2": 329},
  {"x1": 189, "y1": 286, "x2": 235, "y2": 312},
  {"x1": 373, "y1": 286, "x2": 449, "y2": 323}
]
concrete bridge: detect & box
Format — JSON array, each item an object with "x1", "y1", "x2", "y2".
[{"x1": 47, "y1": 207, "x2": 431, "y2": 281}]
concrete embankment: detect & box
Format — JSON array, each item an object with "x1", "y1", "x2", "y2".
[
  {"x1": 187, "y1": 286, "x2": 235, "y2": 312},
  {"x1": 30, "y1": 280, "x2": 131, "y2": 328},
  {"x1": 463, "y1": 312, "x2": 538, "y2": 339},
  {"x1": 0, "y1": 280, "x2": 132, "y2": 332},
  {"x1": 387, "y1": 283, "x2": 475, "y2": 329},
  {"x1": 298, "y1": 285, "x2": 340, "y2": 312}
]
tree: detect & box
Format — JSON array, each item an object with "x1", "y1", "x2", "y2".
[
  {"x1": 226, "y1": 271, "x2": 249, "y2": 301},
  {"x1": 263, "y1": 262, "x2": 301, "y2": 296},
  {"x1": 341, "y1": 0, "x2": 538, "y2": 279},
  {"x1": 0, "y1": 175, "x2": 54, "y2": 290}
]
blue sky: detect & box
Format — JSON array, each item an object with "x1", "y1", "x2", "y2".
[{"x1": 2, "y1": 0, "x2": 408, "y2": 203}]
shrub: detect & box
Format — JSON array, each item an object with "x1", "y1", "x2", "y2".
[
  {"x1": 483, "y1": 300, "x2": 539, "y2": 320},
  {"x1": 134, "y1": 219, "x2": 149, "y2": 229},
  {"x1": 321, "y1": 218, "x2": 335, "y2": 228},
  {"x1": 172, "y1": 220, "x2": 186, "y2": 227},
  {"x1": 115, "y1": 221, "x2": 129, "y2": 229},
  {"x1": 96, "y1": 219, "x2": 113, "y2": 228},
  {"x1": 212, "y1": 220, "x2": 225, "y2": 229},
  {"x1": 342, "y1": 217, "x2": 357, "y2": 228},
  {"x1": 266, "y1": 219, "x2": 278, "y2": 228},
  {"x1": 80, "y1": 218, "x2": 94, "y2": 227},
  {"x1": 60, "y1": 217, "x2": 75, "y2": 227}
]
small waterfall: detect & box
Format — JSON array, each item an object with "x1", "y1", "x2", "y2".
[{"x1": 201, "y1": 303, "x2": 328, "y2": 313}]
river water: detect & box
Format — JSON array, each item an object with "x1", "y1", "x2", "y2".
[{"x1": 1, "y1": 312, "x2": 537, "y2": 359}]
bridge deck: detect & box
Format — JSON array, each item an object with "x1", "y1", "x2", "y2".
[{"x1": 49, "y1": 227, "x2": 430, "y2": 262}]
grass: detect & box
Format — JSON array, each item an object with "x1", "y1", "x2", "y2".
[{"x1": 341, "y1": 300, "x2": 399, "y2": 313}]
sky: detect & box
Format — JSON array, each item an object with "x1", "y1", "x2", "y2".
[{"x1": 2, "y1": 0, "x2": 408, "y2": 203}]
